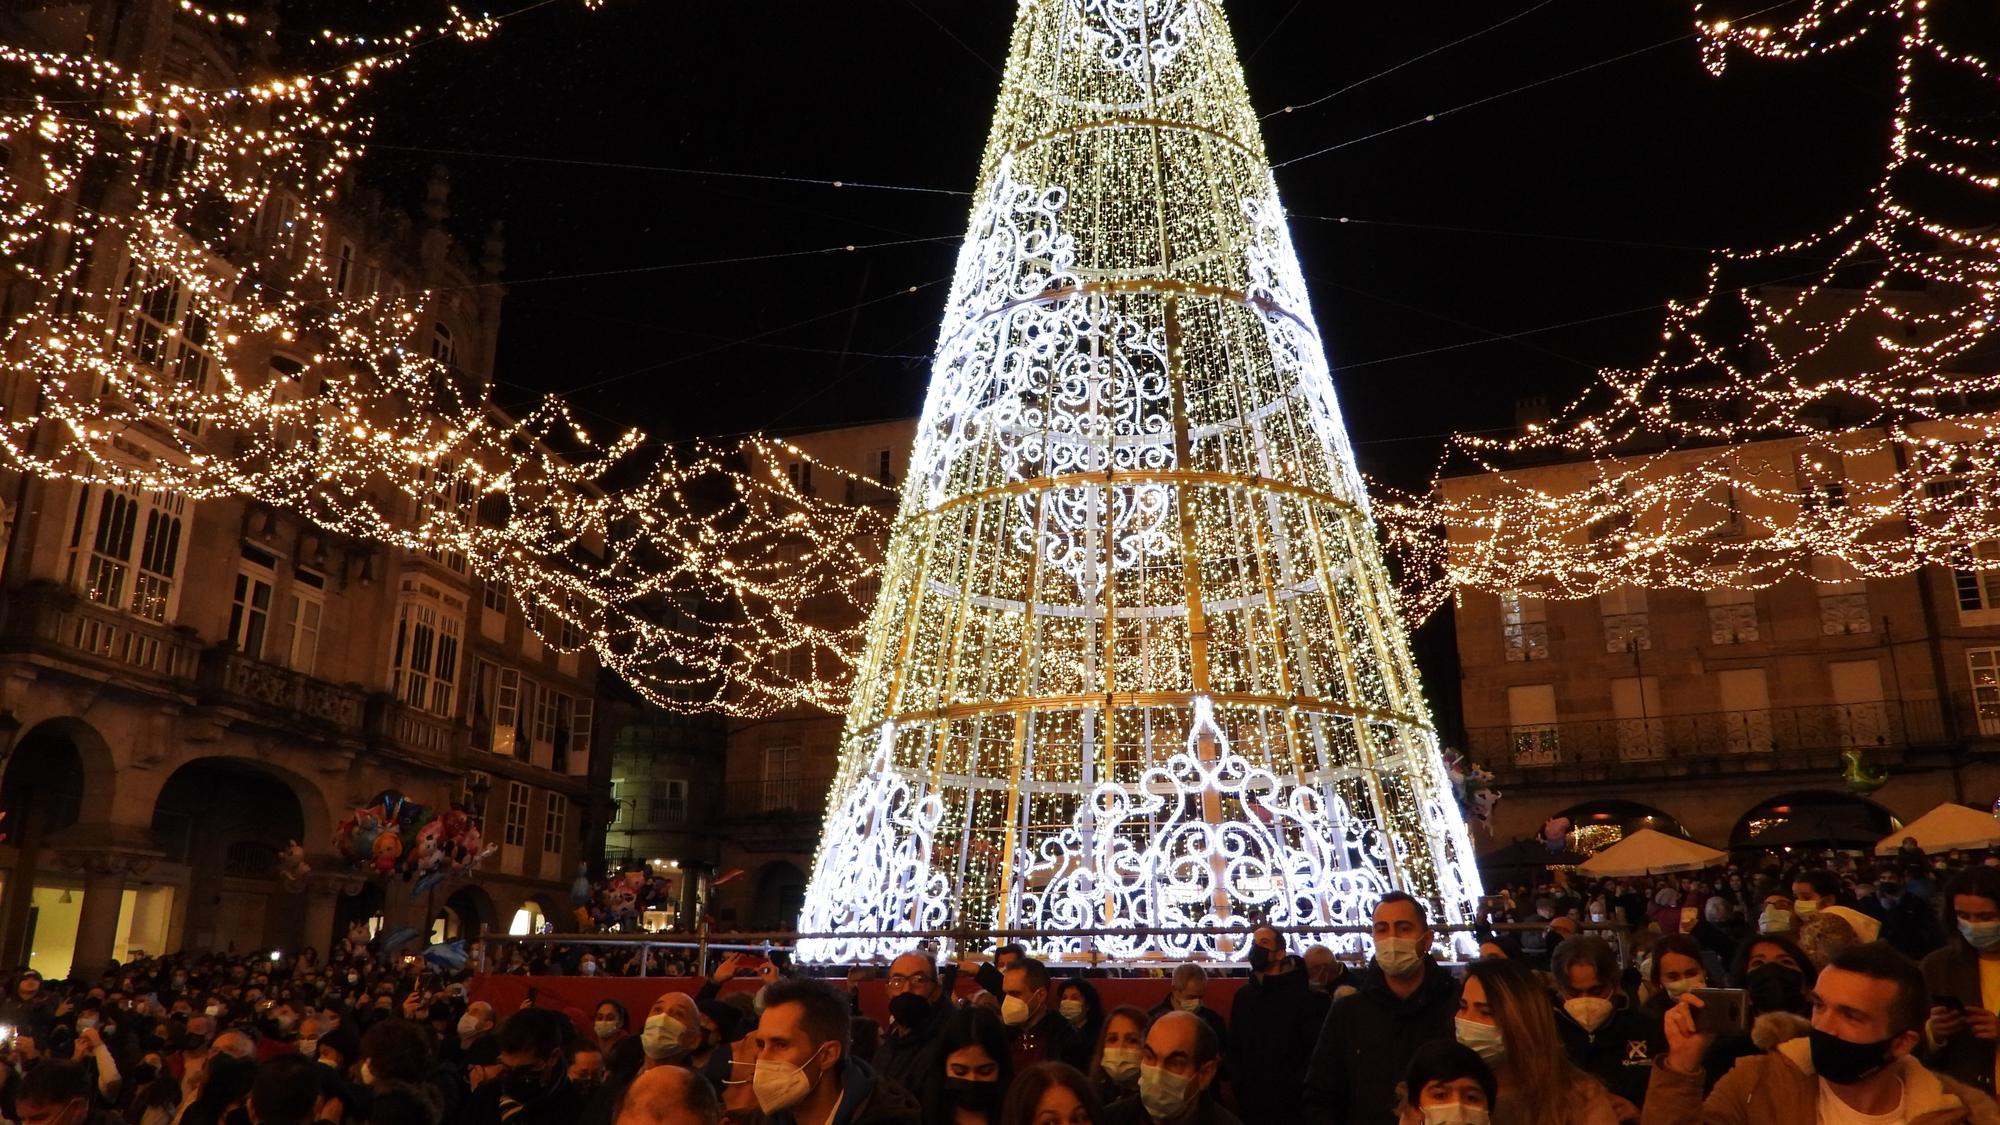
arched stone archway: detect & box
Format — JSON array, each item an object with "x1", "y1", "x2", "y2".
[
  {"x1": 1553, "y1": 799, "x2": 1690, "y2": 843},
  {"x1": 0, "y1": 717, "x2": 126, "y2": 972},
  {"x1": 151, "y1": 756, "x2": 322, "y2": 959},
  {"x1": 434, "y1": 884, "x2": 497, "y2": 944},
  {"x1": 1731, "y1": 790, "x2": 1897, "y2": 850}
]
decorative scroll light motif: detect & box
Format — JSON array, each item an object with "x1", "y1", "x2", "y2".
[{"x1": 799, "y1": 0, "x2": 1484, "y2": 963}]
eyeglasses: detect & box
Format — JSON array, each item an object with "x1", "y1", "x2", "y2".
[{"x1": 885, "y1": 975, "x2": 934, "y2": 990}]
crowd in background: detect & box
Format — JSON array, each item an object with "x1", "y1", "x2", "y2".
[{"x1": 7, "y1": 839, "x2": 2000, "y2": 1125}]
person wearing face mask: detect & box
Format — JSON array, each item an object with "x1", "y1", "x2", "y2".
[
  {"x1": 445, "y1": 1001, "x2": 501, "y2": 1082},
  {"x1": 1227, "y1": 926, "x2": 1326, "y2": 1125},
  {"x1": 459, "y1": 1009, "x2": 584, "y2": 1125},
  {"x1": 1639, "y1": 936, "x2": 1716, "y2": 1020},
  {"x1": 1450, "y1": 960, "x2": 1616, "y2": 1125},
  {"x1": 1145, "y1": 966, "x2": 1226, "y2": 1079},
  {"x1": 920, "y1": 1008, "x2": 1012, "y2": 1125},
  {"x1": 1395, "y1": 1041, "x2": 1498, "y2": 1125},
  {"x1": 17, "y1": 1061, "x2": 116, "y2": 1125},
  {"x1": 750, "y1": 977, "x2": 919, "y2": 1125},
  {"x1": 1865, "y1": 870, "x2": 1947, "y2": 962},
  {"x1": 1087, "y1": 1008, "x2": 1151, "y2": 1107},
  {"x1": 1301, "y1": 945, "x2": 1358, "y2": 1002},
  {"x1": 1551, "y1": 936, "x2": 1662, "y2": 1114},
  {"x1": 874, "y1": 950, "x2": 954, "y2": 1094},
  {"x1": 592, "y1": 1000, "x2": 632, "y2": 1055},
  {"x1": 1650, "y1": 942, "x2": 1991, "y2": 1123},
  {"x1": 1053, "y1": 981, "x2": 1103, "y2": 1070},
  {"x1": 639, "y1": 994, "x2": 704, "y2": 1071},
  {"x1": 1304, "y1": 893, "x2": 1458, "y2": 1125},
  {"x1": 1000, "y1": 959, "x2": 1075, "y2": 1077},
  {"x1": 1921, "y1": 865, "x2": 2000, "y2": 1098},
  {"x1": 1100, "y1": 1010, "x2": 1232, "y2": 1125},
  {"x1": 359, "y1": 1017, "x2": 451, "y2": 1125}
]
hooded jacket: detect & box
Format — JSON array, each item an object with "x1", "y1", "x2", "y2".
[
  {"x1": 1639, "y1": 1035, "x2": 2000, "y2": 1125},
  {"x1": 1301, "y1": 958, "x2": 1458, "y2": 1125}
]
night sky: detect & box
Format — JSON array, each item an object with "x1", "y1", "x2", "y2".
[{"x1": 316, "y1": 0, "x2": 1899, "y2": 717}]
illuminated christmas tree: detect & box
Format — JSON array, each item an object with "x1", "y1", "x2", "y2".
[{"x1": 796, "y1": 0, "x2": 1483, "y2": 963}]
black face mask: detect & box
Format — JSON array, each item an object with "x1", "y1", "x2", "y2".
[
  {"x1": 502, "y1": 1069, "x2": 551, "y2": 1101},
  {"x1": 1247, "y1": 946, "x2": 1272, "y2": 973},
  {"x1": 942, "y1": 1078, "x2": 1001, "y2": 1111},
  {"x1": 1744, "y1": 963, "x2": 1806, "y2": 1015},
  {"x1": 887, "y1": 993, "x2": 930, "y2": 1029},
  {"x1": 1809, "y1": 1026, "x2": 1897, "y2": 1085}
]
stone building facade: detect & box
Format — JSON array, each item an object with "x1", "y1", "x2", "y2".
[{"x1": 0, "y1": 0, "x2": 611, "y2": 976}]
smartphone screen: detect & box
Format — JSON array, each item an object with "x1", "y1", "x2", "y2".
[{"x1": 1691, "y1": 988, "x2": 1749, "y2": 1036}]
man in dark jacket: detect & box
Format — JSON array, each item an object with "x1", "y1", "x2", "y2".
[
  {"x1": 457, "y1": 1008, "x2": 585, "y2": 1125},
  {"x1": 1302, "y1": 893, "x2": 1459, "y2": 1125},
  {"x1": 746, "y1": 978, "x2": 918, "y2": 1125},
  {"x1": 1550, "y1": 934, "x2": 1661, "y2": 1112},
  {"x1": 872, "y1": 951, "x2": 954, "y2": 1094},
  {"x1": 1866, "y1": 873, "x2": 1945, "y2": 960},
  {"x1": 1000, "y1": 959, "x2": 1074, "y2": 1077},
  {"x1": 1224, "y1": 926, "x2": 1327, "y2": 1125},
  {"x1": 1103, "y1": 1011, "x2": 1238, "y2": 1125}
]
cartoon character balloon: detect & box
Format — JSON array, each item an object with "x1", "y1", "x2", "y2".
[{"x1": 332, "y1": 789, "x2": 495, "y2": 895}]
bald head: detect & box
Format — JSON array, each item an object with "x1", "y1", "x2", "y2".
[
  {"x1": 614, "y1": 1065, "x2": 719, "y2": 1125},
  {"x1": 1146, "y1": 1010, "x2": 1220, "y2": 1094}
]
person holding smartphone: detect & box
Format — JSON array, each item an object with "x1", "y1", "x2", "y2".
[{"x1": 1921, "y1": 865, "x2": 2000, "y2": 1097}]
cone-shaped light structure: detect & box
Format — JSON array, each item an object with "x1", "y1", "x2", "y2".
[{"x1": 797, "y1": 0, "x2": 1483, "y2": 963}]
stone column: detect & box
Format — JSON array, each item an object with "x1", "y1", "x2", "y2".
[
  {"x1": 52, "y1": 826, "x2": 163, "y2": 979},
  {"x1": 300, "y1": 864, "x2": 364, "y2": 959}
]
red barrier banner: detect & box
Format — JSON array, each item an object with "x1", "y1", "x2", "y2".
[{"x1": 469, "y1": 973, "x2": 1249, "y2": 1038}]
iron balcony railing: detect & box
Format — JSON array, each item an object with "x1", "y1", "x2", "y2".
[{"x1": 1467, "y1": 698, "x2": 1967, "y2": 772}]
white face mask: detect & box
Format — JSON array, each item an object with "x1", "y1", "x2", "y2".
[
  {"x1": 640, "y1": 1013, "x2": 687, "y2": 1060},
  {"x1": 1563, "y1": 996, "x2": 1615, "y2": 1033},
  {"x1": 1138, "y1": 1063, "x2": 1195, "y2": 1121},
  {"x1": 1758, "y1": 905, "x2": 1791, "y2": 933},
  {"x1": 752, "y1": 1045, "x2": 826, "y2": 1114},
  {"x1": 594, "y1": 1019, "x2": 622, "y2": 1039},
  {"x1": 1100, "y1": 1046, "x2": 1141, "y2": 1085},
  {"x1": 1794, "y1": 899, "x2": 1820, "y2": 916},
  {"x1": 1000, "y1": 994, "x2": 1033, "y2": 1027},
  {"x1": 1174, "y1": 997, "x2": 1201, "y2": 1013},
  {"x1": 1058, "y1": 998, "x2": 1086, "y2": 1024},
  {"x1": 1454, "y1": 1018, "x2": 1506, "y2": 1065},
  {"x1": 1374, "y1": 936, "x2": 1424, "y2": 978},
  {"x1": 1664, "y1": 976, "x2": 1705, "y2": 999},
  {"x1": 1421, "y1": 1104, "x2": 1492, "y2": 1125}
]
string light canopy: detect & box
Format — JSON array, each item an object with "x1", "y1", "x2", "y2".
[
  {"x1": 0, "y1": 1, "x2": 890, "y2": 718},
  {"x1": 793, "y1": 0, "x2": 1485, "y2": 965},
  {"x1": 1378, "y1": 0, "x2": 2000, "y2": 624}
]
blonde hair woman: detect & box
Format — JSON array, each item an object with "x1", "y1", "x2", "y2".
[{"x1": 1455, "y1": 959, "x2": 1618, "y2": 1125}]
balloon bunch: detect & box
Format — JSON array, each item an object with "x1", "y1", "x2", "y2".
[
  {"x1": 1541, "y1": 816, "x2": 1574, "y2": 854},
  {"x1": 332, "y1": 790, "x2": 496, "y2": 896},
  {"x1": 1443, "y1": 752, "x2": 1500, "y2": 832},
  {"x1": 572, "y1": 868, "x2": 679, "y2": 931}
]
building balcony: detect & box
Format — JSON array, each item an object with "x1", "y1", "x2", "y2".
[
  {"x1": 365, "y1": 695, "x2": 465, "y2": 766},
  {"x1": 718, "y1": 776, "x2": 834, "y2": 853},
  {"x1": 197, "y1": 647, "x2": 367, "y2": 736},
  {"x1": 0, "y1": 582, "x2": 200, "y2": 685},
  {"x1": 1467, "y1": 696, "x2": 1989, "y2": 786}
]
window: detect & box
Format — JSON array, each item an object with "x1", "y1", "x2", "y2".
[
  {"x1": 116, "y1": 262, "x2": 218, "y2": 409},
  {"x1": 1500, "y1": 594, "x2": 1549, "y2": 662},
  {"x1": 482, "y1": 581, "x2": 509, "y2": 616},
  {"x1": 787, "y1": 460, "x2": 812, "y2": 494},
  {"x1": 277, "y1": 580, "x2": 324, "y2": 675},
  {"x1": 567, "y1": 698, "x2": 593, "y2": 777},
  {"x1": 66, "y1": 485, "x2": 187, "y2": 623},
  {"x1": 334, "y1": 240, "x2": 355, "y2": 295},
  {"x1": 256, "y1": 192, "x2": 301, "y2": 259},
  {"x1": 876, "y1": 449, "x2": 894, "y2": 482},
  {"x1": 1717, "y1": 668, "x2": 1773, "y2": 754},
  {"x1": 542, "y1": 794, "x2": 567, "y2": 856},
  {"x1": 1971, "y1": 649, "x2": 2000, "y2": 738},
  {"x1": 1704, "y1": 587, "x2": 1759, "y2": 644},
  {"x1": 1796, "y1": 450, "x2": 1848, "y2": 510},
  {"x1": 490, "y1": 665, "x2": 520, "y2": 756},
  {"x1": 414, "y1": 462, "x2": 473, "y2": 573},
  {"x1": 1506, "y1": 684, "x2": 1559, "y2": 766},
  {"x1": 1830, "y1": 660, "x2": 1887, "y2": 748},
  {"x1": 1598, "y1": 587, "x2": 1650, "y2": 652},
  {"x1": 431, "y1": 322, "x2": 456, "y2": 367},
  {"x1": 229, "y1": 546, "x2": 278, "y2": 658},
  {"x1": 141, "y1": 115, "x2": 198, "y2": 192},
  {"x1": 651, "y1": 779, "x2": 688, "y2": 825},
  {"x1": 391, "y1": 580, "x2": 464, "y2": 717},
  {"x1": 1611, "y1": 676, "x2": 1665, "y2": 760},
  {"x1": 762, "y1": 742, "x2": 802, "y2": 810},
  {"x1": 1813, "y1": 557, "x2": 1871, "y2": 635},
  {"x1": 503, "y1": 782, "x2": 529, "y2": 847},
  {"x1": 1922, "y1": 444, "x2": 1983, "y2": 508},
  {"x1": 461, "y1": 771, "x2": 491, "y2": 831},
  {"x1": 1955, "y1": 542, "x2": 2000, "y2": 621},
  {"x1": 528, "y1": 679, "x2": 559, "y2": 746}
]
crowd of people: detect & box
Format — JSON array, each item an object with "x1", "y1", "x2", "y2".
[{"x1": 9, "y1": 840, "x2": 2000, "y2": 1125}]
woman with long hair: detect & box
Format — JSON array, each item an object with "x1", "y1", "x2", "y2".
[
  {"x1": 1083, "y1": 1005, "x2": 1148, "y2": 1106},
  {"x1": 921, "y1": 1008, "x2": 1014, "y2": 1125},
  {"x1": 999, "y1": 1062, "x2": 1101, "y2": 1125},
  {"x1": 1053, "y1": 980, "x2": 1102, "y2": 1066},
  {"x1": 1638, "y1": 934, "x2": 1709, "y2": 1018},
  {"x1": 1921, "y1": 863, "x2": 2000, "y2": 1097},
  {"x1": 1454, "y1": 959, "x2": 1616, "y2": 1125}
]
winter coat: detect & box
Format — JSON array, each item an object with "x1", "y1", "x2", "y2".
[
  {"x1": 1639, "y1": 1036, "x2": 2000, "y2": 1125},
  {"x1": 751, "y1": 1057, "x2": 920, "y2": 1125},
  {"x1": 1226, "y1": 960, "x2": 1328, "y2": 1125},
  {"x1": 1922, "y1": 941, "x2": 1999, "y2": 1097},
  {"x1": 1555, "y1": 1000, "x2": 1664, "y2": 1109},
  {"x1": 1302, "y1": 959, "x2": 1458, "y2": 1125}
]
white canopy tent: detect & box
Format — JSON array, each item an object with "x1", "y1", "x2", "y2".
[
  {"x1": 1873, "y1": 804, "x2": 2000, "y2": 855},
  {"x1": 1577, "y1": 829, "x2": 1728, "y2": 877}
]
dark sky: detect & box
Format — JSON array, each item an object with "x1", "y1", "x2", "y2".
[
  {"x1": 337, "y1": 0, "x2": 1895, "y2": 476},
  {"x1": 317, "y1": 0, "x2": 1899, "y2": 722}
]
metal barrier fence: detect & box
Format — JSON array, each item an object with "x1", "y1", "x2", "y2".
[{"x1": 476, "y1": 920, "x2": 1636, "y2": 975}]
